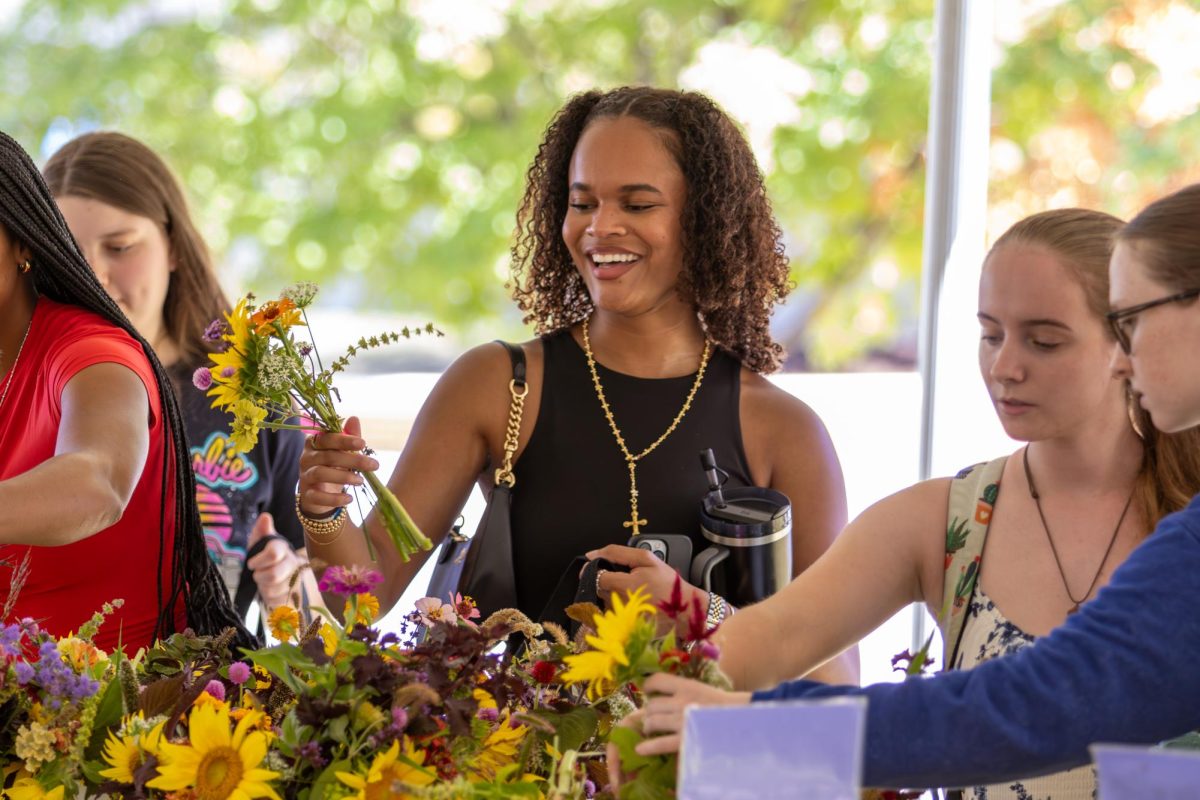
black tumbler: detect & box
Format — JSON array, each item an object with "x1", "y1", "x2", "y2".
[{"x1": 691, "y1": 450, "x2": 792, "y2": 607}]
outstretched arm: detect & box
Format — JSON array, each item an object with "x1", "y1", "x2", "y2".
[
  {"x1": 0, "y1": 363, "x2": 150, "y2": 546},
  {"x1": 716, "y1": 478, "x2": 949, "y2": 691},
  {"x1": 753, "y1": 509, "x2": 1200, "y2": 788}
]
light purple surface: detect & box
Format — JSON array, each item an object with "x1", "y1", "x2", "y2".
[
  {"x1": 678, "y1": 697, "x2": 867, "y2": 800},
  {"x1": 1092, "y1": 743, "x2": 1200, "y2": 799}
]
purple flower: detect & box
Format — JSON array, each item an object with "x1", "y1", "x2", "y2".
[
  {"x1": 13, "y1": 661, "x2": 33, "y2": 684},
  {"x1": 318, "y1": 565, "x2": 384, "y2": 596},
  {"x1": 192, "y1": 367, "x2": 214, "y2": 391},
  {"x1": 297, "y1": 342, "x2": 313, "y2": 357},
  {"x1": 584, "y1": 779, "x2": 597, "y2": 798},
  {"x1": 228, "y1": 661, "x2": 251, "y2": 685},
  {"x1": 204, "y1": 679, "x2": 226, "y2": 700},
  {"x1": 477, "y1": 707, "x2": 499, "y2": 723},
  {"x1": 391, "y1": 707, "x2": 408, "y2": 730},
  {"x1": 220, "y1": 366, "x2": 236, "y2": 378},
  {"x1": 0, "y1": 623, "x2": 22, "y2": 659},
  {"x1": 202, "y1": 319, "x2": 227, "y2": 342},
  {"x1": 697, "y1": 642, "x2": 721, "y2": 661},
  {"x1": 297, "y1": 740, "x2": 327, "y2": 768}
]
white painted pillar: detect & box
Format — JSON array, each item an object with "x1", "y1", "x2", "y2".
[{"x1": 914, "y1": 0, "x2": 994, "y2": 651}]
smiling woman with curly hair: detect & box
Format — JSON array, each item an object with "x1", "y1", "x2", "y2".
[
  {"x1": 510, "y1": 87, "x2": 791, "y2": 374},
  {"x1": 298, "y1": 87, "x2": 854, "y2": 684}
]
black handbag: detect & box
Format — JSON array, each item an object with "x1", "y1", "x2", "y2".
[{"x1": 424, "y1": 341, "x2": 527, "y2": 618}]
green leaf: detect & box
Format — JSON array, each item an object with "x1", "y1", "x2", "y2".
[
  {"x1": 1161, "y1": 731, "x2": 1200, "y2": 751},
  {"x1": 250, "y1": 644, "x2": 315, "y2": 694},
  {"x1": 83, "y1": 677, "x2": 125, "y2": 761},
  {"x1": 309, "y1": 758, "x2": 353, "y2": 799},
  {"x1": 528, "y1": 706, "x2": 599, "y2": 754}
]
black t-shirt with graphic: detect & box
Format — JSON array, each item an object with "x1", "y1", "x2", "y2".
[{"x1": 170, "y1": 362, "x2": 307, "y2": 615}]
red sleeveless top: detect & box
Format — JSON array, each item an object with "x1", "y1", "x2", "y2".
[{"x1": 0, "y1": 297, "x2": 184, "y2": 652}]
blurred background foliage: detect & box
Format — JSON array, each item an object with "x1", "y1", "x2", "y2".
[{"x1": 2, "y1": 0, "x2": 1199, "y2": 369}]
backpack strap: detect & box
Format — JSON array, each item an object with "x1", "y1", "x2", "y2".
[{"x1": 940, "y1": 455, "x2": 1007, "y2": 670}]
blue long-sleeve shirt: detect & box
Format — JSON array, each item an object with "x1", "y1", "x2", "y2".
[{"x1": 753, "y1": 494, "x2": 1200, "y2": 789}]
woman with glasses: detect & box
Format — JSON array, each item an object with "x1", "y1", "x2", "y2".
[{"x1": 613, "y1": 203, "x2": 1200, "y2": 798}]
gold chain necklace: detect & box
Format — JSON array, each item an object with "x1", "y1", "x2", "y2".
[
  {"x1": 0, "y1": 316, "x2": 34, "y2": 413},
  {"x1": 581, "y1": 318, "x2": 711, "y2": 535},
  {"x1": 1022, "y1": 446, "x2": 1134, "y2": 614}
]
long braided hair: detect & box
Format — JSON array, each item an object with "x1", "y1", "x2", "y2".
[{"x1": 0, "y1": 131, "x2": 256, "y2": 651}]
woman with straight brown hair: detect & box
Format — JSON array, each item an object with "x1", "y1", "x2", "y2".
[
  {"x1": 0, "y1": 131, "x2": 251, "y2": 652},
  {"x1": 44, "y1": 132, "x2": 311, "y2": 619},
  {"x1": 618, "y1": 207, "x2": 1200, "y2": 800}
]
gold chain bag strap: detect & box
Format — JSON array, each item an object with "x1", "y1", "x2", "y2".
[{"x1": 424, "y1": 341, "x2": 527, "y2": 616}]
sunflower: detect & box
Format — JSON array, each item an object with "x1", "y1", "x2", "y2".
[
  {"x1": 208, "y1": 298, "x2": 255, "y2": 410},
  {"x1": 147, "y1": 702, "x2": 281, "y2": 800},
  {"x1": 561, "y1": 586, "x2": 655, "y2": 700},
  {"x1": 99, "y1": 728, "x2": 143, "y2": 783},
  {"x1": 100, "y1": 713, "x2": 166, "y2": 779},
  {"x1": 469, "y1": 711, "x2": 528, "y2": 782},
  {"x1": 336, "y1": 738, "x2": 436, "y2": 799},
  {"x1": 3, "y1": 778, "x2": 65, "y2": 800}
]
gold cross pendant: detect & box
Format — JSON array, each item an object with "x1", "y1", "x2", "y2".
[{"x1": 623, "y1": 516, "x2": 648, "y2": 535}]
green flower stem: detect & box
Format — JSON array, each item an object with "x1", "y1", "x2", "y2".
[{"x1": 363, "y1": 470, "x2": 431, "y2": 562}]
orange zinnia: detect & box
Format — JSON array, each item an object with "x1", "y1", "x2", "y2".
[{"x1": 250, "y1": 298, "x2": 302, "y2": 335}]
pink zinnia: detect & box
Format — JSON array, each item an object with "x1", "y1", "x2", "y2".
[{"x1": 318, "y1": 565, "x2": 384, "y2": 596}]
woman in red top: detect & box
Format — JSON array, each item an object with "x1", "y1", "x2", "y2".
[{"x1": 0, "y1": 131, "x2": 251, "y2": 653}]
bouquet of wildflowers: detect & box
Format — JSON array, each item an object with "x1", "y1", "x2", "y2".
[
  {"x1": 0, "y1": 569, "x2": 737, "y2": 799},
  {"x1": 0, "y1": 604, "x2": 122, "y2": 799},
  {"x1": 195, "y1": 282, "x2": 434, "y2": 561},
  {"x1": 555, "y1": 579, "x2": 730, "y2": 800}
]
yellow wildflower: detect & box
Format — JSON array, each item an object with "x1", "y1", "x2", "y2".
[
  {"x1": 469, "y1": 711, "x2": 527, "y2": 782},
  {"x1": 208, "y1": 298, "x2": 253, "y2": 410},
  {"x1": 344, "y1": 593, "x2": 380, "y2": 627},
  {"x1": 352, "y1": 702, "x2": 386, "y2": 732},
  {"x1": 99, "y1": 728, "x2": 143, "y2": 784},
  {"x1": 147, "y1": 701, "x2": 281, "y2": 800},
  {"x1": 229, "y1": 399, "x2": 268, "y2": 454},
  {"x1": 267, "y1": 605, "x2": 301, "y2": 642},
  {"x1": 473, "y1": 687, "x2": 497, "y2": 710},
  {"x1": 561, "y1": 586, "x2": 655, "y2": 700},
  {"x1": 252, "y1": 665, "x2": 273, "y2": 692},
  {"x1": 56, "y1": 636, "x2": 104, "y2": 670},
  {"x1": 336, "y1": 738, "x2": 436, "y2": 799},
  {"x1": 318, "y1": 623, "x2": 338, "y2": 657},
  {"x1": 3, "y1": 778, "x2": 65, "y2": 800}
]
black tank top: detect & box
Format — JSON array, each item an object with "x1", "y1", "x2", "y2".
[{"x1": 508, "y1": 329, "x2": 753, "y2": 617}]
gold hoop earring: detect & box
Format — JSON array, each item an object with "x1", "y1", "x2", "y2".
[
  {"x1": 18, "y1": 260, "x2": 31, "y2": 274},
  {"x1": 1126, "y1": 384, "x2": 1147, "y2": 441}
]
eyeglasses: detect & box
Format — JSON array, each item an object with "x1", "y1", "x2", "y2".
[{"x1": 1106, "y1": 287, "x2": 1200, "y2": 355}]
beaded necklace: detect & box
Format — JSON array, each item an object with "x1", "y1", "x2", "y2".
[{"x1": 581, "y1": 318, "x2": 711, "y2": 534}]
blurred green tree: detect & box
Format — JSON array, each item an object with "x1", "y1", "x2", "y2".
[{"x1": 2, "y1": 0, "x2": 1197, "y2": 368}]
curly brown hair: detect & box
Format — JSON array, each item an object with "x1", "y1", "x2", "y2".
[{"x1": 510, "y1": 86, "x2": 793, "y2": 374}]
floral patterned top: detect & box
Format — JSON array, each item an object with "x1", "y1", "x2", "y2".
[{"x1": 956, "y1": 586, "x2": 1098, "y2": 799}]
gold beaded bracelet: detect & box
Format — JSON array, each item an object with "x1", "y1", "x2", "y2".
[{"x1": 295, "y1": 494, "x2": 347, "y2": 544}]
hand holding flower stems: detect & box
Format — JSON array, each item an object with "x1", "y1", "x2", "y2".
[{"x1": 198, "y1": 282, "x2": 436, "y2": 561}]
